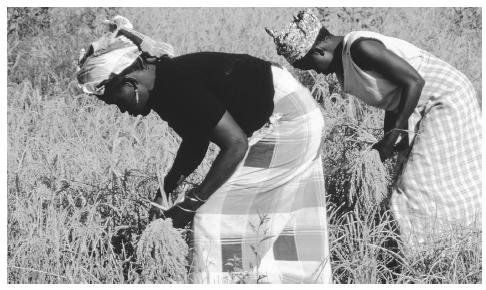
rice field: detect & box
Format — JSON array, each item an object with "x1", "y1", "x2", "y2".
[{"x1": 6, "y1": 7, "x2": 482, "y2": 283}]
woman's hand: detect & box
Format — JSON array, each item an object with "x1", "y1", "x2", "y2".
[
  {"x1": 394, "y1": 132, "x2": 409, "y2": 152},
  {"x1": 372, "y1": 130, "x2": 401, "y2": 162},
  {"x1": 372, "y1": 140, "x2": 394, "y2": 162},
  {"x1": 163, "y1": 205, "x2": 195, "y2": 229},
  {"x1": 163, "y1": 190, "x2": 206, "y2": 229}
]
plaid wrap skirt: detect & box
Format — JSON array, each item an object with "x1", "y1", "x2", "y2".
[
  {"x1": 190, "y1": 66, "x2": 332, "y2": 283},
  {"x1": 390, "y1": 53, "x2": 482, "y2": 250}
]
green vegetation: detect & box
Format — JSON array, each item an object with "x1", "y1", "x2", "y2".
[{"x1": 7, "y1": 7, "x2": 481, "y2": 283}]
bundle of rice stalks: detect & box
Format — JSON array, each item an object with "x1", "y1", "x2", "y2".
[
  {"x1": 326, "y1": 123, "x2": 389, "y2": 215},
  {"x1": 136, "y1": 218, "x2": 188, "y2": 283},
  {"x1": 347, "y1": 149, "x2": 388, "y2": 210}
]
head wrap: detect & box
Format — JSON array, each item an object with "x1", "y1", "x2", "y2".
[
  {"x1": 102, "y1": 15, "x2": 134, "y2": 31},
  {"x1": 76, "y1": 16, "x2": 141, "y2": 95},
  {"x1": 265, "y1": 9, "x2": 322, "y2": 65},
  {"x1": 77, "y1": 41, "x2": 141, "y2": 95}
]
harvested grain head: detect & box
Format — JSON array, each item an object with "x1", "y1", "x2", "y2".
[
  {"x1": 136, "y1": 218, "x2": 188, "y2": 283},
  {"x1": 347, "y1": 149, "x2": 388, "y2": 211},
  {"x1": 325, "y1": 122, "x2": 390, "y2": 215}
]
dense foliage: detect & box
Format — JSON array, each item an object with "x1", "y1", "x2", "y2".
[{"x1": 7, "y1": 7, "x2": 481, "y2": 283}]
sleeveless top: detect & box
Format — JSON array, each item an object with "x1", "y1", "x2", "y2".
[{"x1": 340, "y1": 31, "x2": 430, "y2": 111}]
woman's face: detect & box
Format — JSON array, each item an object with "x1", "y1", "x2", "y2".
[
  {"x1": 310, "y1": 48, "x2": 335, "y2": 75},
  {"x1": 99, "y1": 76, "x2": 151, "y2": 117},
  {"x1": 293, "y1": 40, "x2": 336, "y2": 74}
]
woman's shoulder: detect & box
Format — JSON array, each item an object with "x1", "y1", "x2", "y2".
[
  {"x1": 162, "y1": 52, "x2": 271, "y2": 78},
  {"x1": 345, "y1": 31, "x2": 386, "y2": 45},
  {"x1": 172, "y1": 51, "x2": 268, "y2": 63}
]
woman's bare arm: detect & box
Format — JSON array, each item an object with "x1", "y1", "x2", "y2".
[
  {"x1": 195, "y1": 110, "x2": 249, "y2": 201},
  {"x1": 162, "y1": 110, "x2": 248, "y2": 228},
  {"x1": 351, "y1": 38, "x2": 424, "y2": 159}
]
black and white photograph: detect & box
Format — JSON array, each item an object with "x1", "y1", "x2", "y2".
[{"x1": 4, "y1": 0, "x2": 483, "y2": 284}]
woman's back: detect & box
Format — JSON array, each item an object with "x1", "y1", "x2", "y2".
[
  {"x1": 342, "y1": 31, "x2": 474, "y2": 109},
  {"x1": 150, "y1": 52, "x2": 275, "y2": 138}
]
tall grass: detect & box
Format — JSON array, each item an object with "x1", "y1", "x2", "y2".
[{"x1": 7, "y1": 7, "x2": 481, "y2": 283}]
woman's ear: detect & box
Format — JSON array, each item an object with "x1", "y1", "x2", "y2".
[
  {"x1": 123, "y1": 76, "x2": 139, "y2": 90},
  {"x1": 311, "y1": 46, "x2": 325, "y2": 56}
]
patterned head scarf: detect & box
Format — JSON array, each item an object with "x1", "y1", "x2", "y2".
[
  {"x1": 76, "y1": 40, "x2": 141, "y2": 96},
  {"x1": 76, "y1": 15, "x2": 153, "y2": 96},
  {"x1": 265, "y1": 9, "x2": 322, "y2": 65},
  {"x1": 77, "y1": 16, "x2": 141, "y2": 95}
]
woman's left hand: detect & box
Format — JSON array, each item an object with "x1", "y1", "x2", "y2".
[
  {"x1": 372, "y1": 140, "x2": 394, "y2": 162},
  {"x1": 372, "y1": 130, "x2": 401, "y2": 162},
  {"x1": 163, "y1": 205, "x2": 196, "y2": 229},
  {"x1": 163, "y1": 190, "x2": 206, "y2": 229}
]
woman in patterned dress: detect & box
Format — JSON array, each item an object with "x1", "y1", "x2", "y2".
[
  {"x1": 266, "y1": 10, "x2": 481, "y2": 251},
  {"x1": 78, "y1": 15, "x2": 332, "y2": 283}
]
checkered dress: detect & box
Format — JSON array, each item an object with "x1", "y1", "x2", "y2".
[
  {"x1": 190, "y1": 66, "x2": 332, "y2": 283},
  {"x1": 342, "y1": 31, "x2": 481, "y2": 251},
  {"x1": 390, "y1": 52, "x2": 482, "y2": 250}
]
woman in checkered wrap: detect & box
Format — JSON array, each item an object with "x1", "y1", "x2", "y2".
[
  {"x1": 267, "y1": 10, "x2": 481, "y2": 251},
  {"x1": 78, "y1": 15, "x2": 332, "y2": 284}
]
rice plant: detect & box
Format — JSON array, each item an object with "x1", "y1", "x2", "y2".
[
  {"x1": 7, "y1": 7, "x2": 481, "y2": 284},
  {"x1": 136, "y1": 218, "x2": 189, "y2": 283}
]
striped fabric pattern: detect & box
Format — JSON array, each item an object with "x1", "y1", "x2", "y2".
[
  {"x1": 190, "y1": 67, "x2": 332, "y2": 284},
  {"x1": 391, "y1": 53, "x2": 482, "y2": 250}
]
